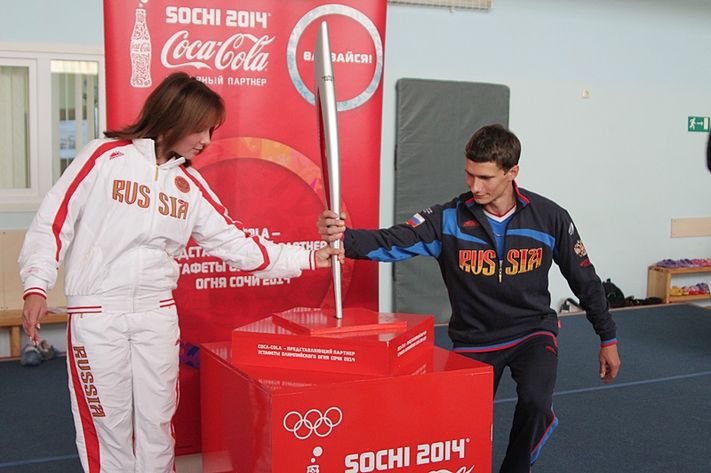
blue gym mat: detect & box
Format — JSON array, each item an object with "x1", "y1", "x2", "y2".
[{"x1": 1, "y1": 304, "x2": 709, "y2": 472}]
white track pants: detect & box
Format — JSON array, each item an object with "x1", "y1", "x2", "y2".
[{"x1": 66, "y1": 307, "x2": 180, "y2": 473}]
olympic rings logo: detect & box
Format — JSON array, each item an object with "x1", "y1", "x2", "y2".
[{"x1": 282, "y1": 407, "x2": 343, "y2": 440}]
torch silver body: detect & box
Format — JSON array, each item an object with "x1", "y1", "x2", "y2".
[{"x1": 315, "y1": 22, "x2": 343, "y2": 319}]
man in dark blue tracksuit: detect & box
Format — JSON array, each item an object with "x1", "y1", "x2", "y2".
[{"x1": 318, "y1": 124, "x2": 621, "y2": 473}]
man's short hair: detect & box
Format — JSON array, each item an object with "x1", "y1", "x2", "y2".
[{"x1": 465, "y1": 124, "x2": 521, "y2": 171}]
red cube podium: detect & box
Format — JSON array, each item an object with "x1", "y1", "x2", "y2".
[{"x1": 200, "y1": 308, "x2": 493, "y2": 473}]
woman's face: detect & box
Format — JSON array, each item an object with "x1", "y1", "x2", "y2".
[{"x1": 172, "y1": 128, "x2": 212, "y2": 161}]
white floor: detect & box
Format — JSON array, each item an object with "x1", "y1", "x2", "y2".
[{"x1": 176, "y1": 454, "x2": 202, "y2": 473}]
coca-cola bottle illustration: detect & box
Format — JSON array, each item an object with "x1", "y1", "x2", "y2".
[{"x1": 130, "y1": 7, "x2": 152, "y2": 88}]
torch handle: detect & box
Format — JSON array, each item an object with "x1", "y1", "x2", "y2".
[{"x1": 331, "y1": 239, "x2": 343, "y2": 319}]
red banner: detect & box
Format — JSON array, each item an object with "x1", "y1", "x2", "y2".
[{"x1": 104, "y1": 0, "x2": 385, "y2": 344}]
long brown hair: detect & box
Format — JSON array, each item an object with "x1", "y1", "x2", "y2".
[{"x1": 105, "y1": 72, "x2": 225, "y2": 161}]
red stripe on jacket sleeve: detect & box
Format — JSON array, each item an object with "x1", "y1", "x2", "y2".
[
  {"x1": 178, "y1": 167, "x2": 232, "y2": 225},
  {"x1": 179, "y1": 167, "x2": 271, "y2": 271},
  {"x1": 250, "y1": 236, "x2": 270, "y2": 271},
  {"x1": 23, "y1": 287, "x2": 47, "y2": 300},
  {"x1": 51, "y1": 141, "x2": 130, "y2": 262}
]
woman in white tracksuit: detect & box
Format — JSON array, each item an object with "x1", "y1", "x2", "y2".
[{"x1": 19, "y1": 72, "x2": 341, "y2": 473}]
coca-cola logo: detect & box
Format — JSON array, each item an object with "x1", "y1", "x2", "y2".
[
  {"x1": 287, "y1": 4, "x2": 383, "y2": 111},
  {"x1": 160, "y1": 30, "x2": 274, "y2": 71}
]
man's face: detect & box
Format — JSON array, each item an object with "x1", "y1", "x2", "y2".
[{"x1": 465, "y1": 160, "x2": 519, "y2": 207}]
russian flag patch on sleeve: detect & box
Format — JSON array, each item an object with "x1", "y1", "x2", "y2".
[{"x1": 407, "y1": 212, "x2": 425, "y2": 227}]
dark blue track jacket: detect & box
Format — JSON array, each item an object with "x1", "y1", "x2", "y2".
[{"x1": 344, "y1": 184, "x2": 617, "y2": 347}]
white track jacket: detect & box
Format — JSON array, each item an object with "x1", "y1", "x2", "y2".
[{"x1": 19, "y1": 138, "x2": 316, "y2": 311}]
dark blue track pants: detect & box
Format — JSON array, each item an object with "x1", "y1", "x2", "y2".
[{"x1": 455, "y1": 334, "x2": 559, "y2": 473}]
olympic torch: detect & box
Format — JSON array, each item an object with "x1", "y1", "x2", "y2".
[{"x1": 314, "y1": 21, "x2": 343, "y2": 319}]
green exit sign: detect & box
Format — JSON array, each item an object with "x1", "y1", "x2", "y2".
[{"x1": 688, "y1": 116, "x2": 709, "y2": 132}]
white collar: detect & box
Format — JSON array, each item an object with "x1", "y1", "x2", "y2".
[
  {"x1": 131, "y1": 138, "x2": 186, "y2": 168},
  {"x1": 483, "y1": 205, "x2": 516, "y2": 223}
]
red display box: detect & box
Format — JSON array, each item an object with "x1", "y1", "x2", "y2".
[
  {"x1": 203, "y1": 310, "x2": 493, "y2": 473},
  {"x1": 202, "y1": 342, "x2": 492, "y2": 473},
  {"x1": 232, "y1": 308, "x2": 435, "y2": 376}
]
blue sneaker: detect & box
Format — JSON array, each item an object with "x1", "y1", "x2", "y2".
[
  {"x1": 37, "y1": 339, "x2": 55, "y2": 360},
  {"x1": 20, "y1": 344, "x2": 43, "y2": 367}
]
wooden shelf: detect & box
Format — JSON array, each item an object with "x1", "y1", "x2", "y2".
[
  {"x1": 668, "y1": 294, "x2": 711, "y2": 303},
  {"x1": 648, "y1": 265, "x2": 711, "y2": 275},
  {"x1": 647, "y1": 264, "x2": 711, "y2": 304}
]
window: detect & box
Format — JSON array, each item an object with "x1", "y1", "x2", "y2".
[
  {"x1": 51, "y1": 60, "x2": 101, "y2": 181},
  {"x1": 0, "y1": 45, "x2": 105, "y2": 212},
  {"x1": 0, "y1": 65, "x2": 30, "y2": 189}
]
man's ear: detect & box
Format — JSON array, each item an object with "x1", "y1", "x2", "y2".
[{"x1": 507, "y1": 164, "x2": 520, "y2": 180}]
